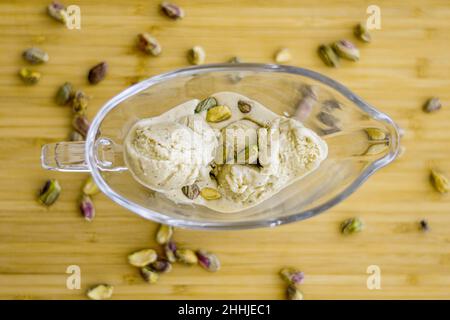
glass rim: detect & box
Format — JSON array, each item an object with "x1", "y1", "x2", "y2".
[{"x1": 85, "y1": 63, "x2": 400, "y2": 230}]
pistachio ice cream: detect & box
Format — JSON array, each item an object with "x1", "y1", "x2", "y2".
[{"x1": 124, "y1": 92, "x2": 328, "y2": 213}]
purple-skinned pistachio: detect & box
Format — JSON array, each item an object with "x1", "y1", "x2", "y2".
[
  {"x1": 196, "y1": 250, "x2": 221, "y2": 272},
  {"x1": 160, "y1": 2, "x2": 185, "y2": 20},
  {"x1": 150, "y1": 259, "x2": 172, "y2": 273},
  {"x1": 38, "y1": 179, "x2": 61, "y2": 206},
  {"x1": 332, "y1": 40, "x2": 360, "y2": 61},
  {"x1": 80, "y1": 195, "x2": 95, "y2": 222},
  {"x1": 164, "y1": 241, "x2": 177, "y2": 263},
  {"x1": 279, "y1": 267, "x2": 305, "y2": 285},
  {"x1": 72, "y1": 114, "x2": 90, "y2": 138}
]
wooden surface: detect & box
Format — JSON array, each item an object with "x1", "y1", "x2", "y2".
[{"x1": 0, "y1": 0, "x2": 449, "y2": 300}]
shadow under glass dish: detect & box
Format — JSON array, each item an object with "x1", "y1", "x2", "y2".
[{"x1": 41, "y1": 64, "x2": 400, "y2": 230}]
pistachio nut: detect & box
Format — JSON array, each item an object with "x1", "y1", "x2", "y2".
[
  {"x1": 187, "y1": 46, "x2": 205, "y2": 65},
  {"x1": 156, "y1": 224, "x2": 173, "y2": 245},
  {"x1": 175, "y1": 248, "x2": 198, "y2": 265},
  {"x1": 87, "y1": 284, "x2": 113, "y2": 300},
  {"x1": 206, "y1": 105, "x2": 232, "y2": 123},
  {"x1": 237, "y1": 100, "x2": 252, "y2": 113},
  {"x1": 354, "y1": 23, "x2": 371, "y2": 43},
  {"x1": 47, "y1": 1, "x2": 66, "y2": 23},
  {"x1": 423, "y1": 97, "x2": 441, "y2": 113},
  {"x1": 200, "y1": 187, "x2": 222, "y2": 200},
  {"x1": 332, "y1": 40, "x2": 360, "y2": 61},
  {"x1": 365, "y1": 128, "x2": 386, "y2": 140},
  {"x1": 164, "y1": 241, "x2": 177, "y2": 263},
  {"x1": 150, "y1": 259, "x2": 172, "y2": 273},
  {"x1": 430, "y1": 169, "x2": 449, "y2": 193},
  {"x1": 128, "y1": 249, "x2": 158, "y2": 267},
  {"x1": 195, "y1": 97, "x2": 218, "y2": 113},
  {"x1": 160, "y1": 2, "x2": 185, "y2": 20},
  {"x1": 82, "y1": 175, "x2": 100, "y2": 196},
  {"x1": 19, "y1": 68, "x2": 41, "y2": 85},
  {"x1": 136, "y1": 33, "x2": 162, "y2": 56},
  {"x1": 23, "y1": 47, "x2": 49, "y2": 64},
  {"x1": 279, "y1": 267, "x2": 305, "y2": 285},
  {"x1": 71, "y1": 90, "x2": 89, "y2": 115},
  {"x1": 274, "y1": 48, "x2": 292, "y2": 63},
  {"x1": 80, "y1": 195, "x2": 95, "y2": 222},
  {"x1": 72, "y1": 114, "x2": 90, "y2": 138},
  {"x1": 140, "y1": 266, "x2": 159, "y2": 283},
  {"x1": 196, "y1": 250, "x2": 221, "y2": 272},
  {"x1": 287, "y1": 284, "x2": 304, "y2": 300},
  {"x1": 340, "y1": 217, "x2": 363, "y2": 235},
  {"x1": 181, "y1": 184, "x2": 200, "y2": 200},
  {"x1": 38, "y1": 179, "x2": 61, "y2": 206},
  {"x1": 55, "y1": 82, "x2": 73, "y2": 106},
  {"x1": 364, "y1": 143, "x2": 388, "y2": 156},
  {"x1": 69, "y1": 131, "x2": 84, "y2": 142},
  {"x1": 88, "y1": 61, "x2": 108, "y2": 85},
  {"x1": 318, "y1": 44, "x2": 339, "y2": 67}
]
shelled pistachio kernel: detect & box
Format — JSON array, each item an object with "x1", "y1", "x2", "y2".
[
  {"x1": 430, "y1": 169, "x2": 449, "y2": 194},
  {"x1": 279, "y1": 267, "x2": 305, "y2": 285},
  {"x1": 287, "y1": 284, "x2": 304, "y2": 300},
  {"x1": 80, "y1": 195, "x2": 95, "y2": 222},
  {"x1": 156, "y1": 224, "x2": 173, "y2": 245},
  {"x1": 19, "y1": 68, "x2": 41, "y2": 85},
  {"x1": 206, "y1": 105, "x2": 232, "y2": 123},
  {"x1": 354, "y1": 23, "x2": 371, "y2": 43},
  {"x1": 196, "y1": 250, "x2": 221, "y2": 272},
  {"x1": 237, "y1": 100, "x2": 252, "y2": 113},
  {"x1": 423, "y1": 97, "x2": 442, "y2": 113},
  {"x1": 165, "y1": 241, "x2": 177, "y2": 263},
  {"x1": 160, "y1": 1, "x2": 185, "y2": 20},
  {"x1": 365, "y1": 128, "x2": 386, "y2": 140},
  {"x1": 200, "y1": 187, "x2": 222, "y2": 200},
  {"x1": 195, "y1": 97, "x2": 218, "y2": 113},
  {"x1": 136, "y1": 33, "x2": 162, "y2": 56},
  {"x1": 47, "y1": 1, "x2": 66, "y2": 23},
  {"x1": 38, "y1": 179, "x2": 61, "y2": 206},
  {"x1": 318, "y1": 44, "x2": 339, "y2": 67},
  {"x1": 55, "y1": 82, "x2": 73, "y2": 106},
  {"x1": 23, "y1": 47, "x2": 49, "y2": 64},
  {"x1": 82, "y1": 175, "x2": 100, "y2": 196},
  {"x1": 340, "y1": 217, "x2": 364, "y2": 235},
  {"x1": 140, "y1": 266, "x2": 159, "y2": 283},
  {"x1": 72, "y1": 114, "x2": 90, "y2": 138},
  {"x1": 150, "y1": 259, "x2": 172, "y2": 273},
  {"x1": 274, "y1": 48, "x2": 292, "y2": 63},
  {"x1": 364, "y1": 143, "x2": 388, "y2": 156},
  {"x1": 128, "y1": 249, "x2": 158, "y2": 267},
  {"x1": 187, "y1": 46, "x2": 205, "y2": 65},
  {"x1": 71, "y1": 90, "x2": 89, "y2": 114},
  {"x1": 332, "y1": 40, "x2": 360, "y2": 61},
  {"x1": 175, "y1": 248, "x2": 198, "y2": 265},
  {"x1": 181, "y1": 184, "x2": 200, "y2": 200},
  {"x1": 69, "y1": 131, "x2": 84, "y2": 141},
  {"x1": 86, "y1": 284, "x2": 113, "y2": 300},
  {"x1": 88, "y1": 61, "x2": 108, "y2": 84}
]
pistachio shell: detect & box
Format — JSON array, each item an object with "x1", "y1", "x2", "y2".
[
  {"x1": 340, "y1": 217, "x2": 363, "y2": 235},
  {"x1": 274, "y1": 48, "x2": 292, "y2": 63},
  {"x1": 187, "y1": 46, "x2": 205, "y2": 65},
  {"x1": 195, "y1": 97, "x2": 217, "y2": 113},
  {"x1": 332, "y1": 40, "x2": 360, "y2": 61}
]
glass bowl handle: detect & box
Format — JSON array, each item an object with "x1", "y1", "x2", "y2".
[{"x1": 41, "y1": 139, "x2": 128, "y2": 172}]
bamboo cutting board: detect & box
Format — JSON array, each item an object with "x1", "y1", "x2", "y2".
[{"x1": 0, "y1": 0, "x2": 449, "y2": 299}]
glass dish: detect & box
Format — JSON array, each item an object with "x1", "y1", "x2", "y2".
[{"x1": 41, "y1": 63, "x2": 400, "y2": 230}]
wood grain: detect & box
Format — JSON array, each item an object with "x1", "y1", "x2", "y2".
[{"x1": 0, "y1": 0, "x2": 449, "y2": 299}]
